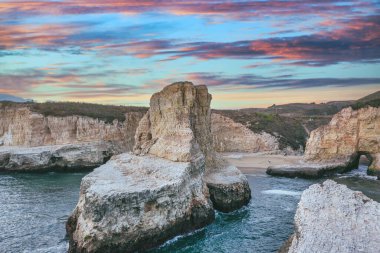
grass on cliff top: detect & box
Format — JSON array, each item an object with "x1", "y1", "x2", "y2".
[{"x1": 0, "y1": 101, "x2": 148, "y2": 123}]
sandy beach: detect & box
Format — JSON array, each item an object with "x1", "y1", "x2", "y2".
[{"x1": 223, "y1": 152, "x2": 303, "y2": 174}]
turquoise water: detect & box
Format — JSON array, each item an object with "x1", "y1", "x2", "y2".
[{"x1": 0, "y1": 165, "x2": 379, "y2": 253}]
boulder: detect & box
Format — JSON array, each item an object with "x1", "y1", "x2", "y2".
[{"x1": 284, "y1": 180, "x2": 380, "y2": 253}]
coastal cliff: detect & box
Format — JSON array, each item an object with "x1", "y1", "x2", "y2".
[
  {"x1": 211, "y1": 113, "x2": 279, "y2": 153},
  {"x1": 267, "y1": 106, "x2": 380, "y2": 178},
  {"x1": 67, "y1": 82, "x2": 251, "y2": 252},
  {"x1": 305, "y1": 106, "x2": 380, "y2": 174},
  {"x1": 0, "y1": 105, "x2": 144, "y2": 171}
]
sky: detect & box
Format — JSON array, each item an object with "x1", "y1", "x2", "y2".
[{"x1": 0, "y1": 0, "x2": 379, "y2": 109}]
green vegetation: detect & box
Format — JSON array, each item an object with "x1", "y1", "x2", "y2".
[{"x1": 0, "y1": 101, "x2": 148, "y2": 123}]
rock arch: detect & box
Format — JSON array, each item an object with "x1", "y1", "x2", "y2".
[{"x1": 305, "y1": 106, "x2": 380, "y2": 176}]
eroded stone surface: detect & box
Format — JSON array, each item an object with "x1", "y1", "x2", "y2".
[
  {"x1": 305, "y1": 106, "x2": 380, "y2": 174},
  {"x1": 67, "y1": 153, "x2": 214, "y2": 253},
  {"x1": 285, "y1": 180, "x2": 380, "y2": 253},
  {"x1": 133, "y1": 82, "x2": 251, "y2": 211},
  {"x1": 0, "y1": 142, "x2": 112, "y2": 171},
  {"x1": 211, "y1": 113, "x2": 279, "y2": 153}
]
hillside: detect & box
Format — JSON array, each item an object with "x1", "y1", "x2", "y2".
[
  {"x1": 0, "y1": 101, "x2": 148, "y2": 123},
  {"x1": 214, "y1": 90, "x2": 380, "y2": 150},
  {"x1": 0, "y1": 94, "x2": 28, "y2": 103}
]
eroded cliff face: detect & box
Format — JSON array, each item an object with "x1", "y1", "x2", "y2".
[
  {"x1": 211, "y1": 113, "x2": 279, "y2": 153},
  {"x1": 0, "y1": 107, "x2": 144, "y2": 151},
  {"x1": 305, "y1": 106, "x2": 380, "y2": 174}
]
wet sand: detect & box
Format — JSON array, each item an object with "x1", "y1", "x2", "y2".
[{"x1": 222, "y1": 152, "x2": 303, "y2": 174}]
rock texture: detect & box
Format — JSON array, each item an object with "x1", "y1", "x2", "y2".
[
  {"x1": 0, "y1": 106, "x2": 144, "y2": 170},
  {"x1": 67, "y1": 153, "x2": 214, "y2": 253},
  {"x1": 0, "y1": 107, "x2": 143, "y2": 151},
  {"x1": 67, "y1": 82, "x2": 251, "y2": 252},
  {"x1": 133, "y1": 82, "x2": 251, "y2": 212},
  {"x1": 267, "y1": 106, "x2": 380, "y2": 178},
  {"x1": 211, "y1": 113, "x2": 279, "y2": 153},
  {"x1": 284, "y1": 180, "x2": 380, "y2": 253},
  {"x1": 0, "y1": 143, "x2": 112, "y2": 171},
  {"x1": 305, "y1": 106, "x2": 380, "y2": 175}
]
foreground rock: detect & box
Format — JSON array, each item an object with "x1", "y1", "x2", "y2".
[
  {"x1": 68, "y1": 82, "x2": 251, "y2": 252},
  {"x1": 268, "y1": 106, "x2": 380, "y2": 178},
  {"x1": 67, "y1": 153, "x2": 214, "y2": 253},
  {"x1": 282, "y1": 180, "x2": 380, "y2": 253},
  {"x1": 134, "y1": 82, "x2": 251, "y2": 212},
  {"x1": 0, "y1": 142, "x2": 113, "y2": 171},
  {"x1": 211, "y1": 113, "x2": 279, "y2": 153}
]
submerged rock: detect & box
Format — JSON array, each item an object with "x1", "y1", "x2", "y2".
[
  {"x1": 67, "y1": 82, "x2": 251, "y2": 252},
  {"x1": 284, "y1": 180, "x2": 380, "y2": 253}
]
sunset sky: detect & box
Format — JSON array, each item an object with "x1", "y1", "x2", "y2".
[{"x1": 1, "y1": 0, "x2": 379, "y2": 108}]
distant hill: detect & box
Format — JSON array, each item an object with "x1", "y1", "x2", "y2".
[
  {"x1": 351, "y1": 90, "x2": 380, "y2": 110},
  {"x1": 0, "y1": 94, "x2": 28, "y2": 102}
]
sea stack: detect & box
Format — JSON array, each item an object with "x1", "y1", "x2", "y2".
[{"x1": 67, "y1": 82, "x2": 251, "y2": 252}]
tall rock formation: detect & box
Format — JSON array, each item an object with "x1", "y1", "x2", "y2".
[
  {"x1": 211, "y1": 113, "x2": 279, "y2": 153},
  {"x1": 67, "y1": 82, "x2": 251, "y2": 252},
  {"x1": 305, "y1": 106, "x2": 380, "y2": 175},
  {"x1": 281, "y1": 180, "x2": 380, "y2": 253},
  {"x1": 134, "y1": 82, "x2": 251, "y2": 212}
]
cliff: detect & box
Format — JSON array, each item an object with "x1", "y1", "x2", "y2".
[
  {"x1": 0, "y1": 106, "x2": 144, "y2": 171},
  {"x1": 0, "y1": 106, "x2": 144, "y2": 151},
  {"x1": 282, "y1": 180, "x2": 380, "y2": 253},
  {"x1": 305, "y1": 106, "x2": 380, "y2": 174},
  {"x1": 211, "y1": 113, "x2": 279, "y2": 153}
]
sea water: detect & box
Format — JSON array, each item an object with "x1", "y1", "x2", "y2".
[{"x1": 0, "y1": 165, "x2": 379, "y2": 253}]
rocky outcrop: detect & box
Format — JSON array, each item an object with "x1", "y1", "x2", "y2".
[
  {"x1": 267, "y1": 106, "x2": 380, "y2": 178},
  {"x1": 67, "y1": 153, "x2": 214, "y2": 253},
  {"x1": 283, "y1": 180, "x2": 380, "y2": 253},
  {"x1": 0, "y1": 143, "x2": 113, "y2": 171},
  {"x1": 305, "y1": 106, "x2": 380, "y2": 175},
  {"x1": 67, "y1": 82, "x2": 251, "y2": 252},
  {"x1": 133, "y1": 82, "x2": 251, "y2": 212},
  {"x1": 211, "y1": 113, "x2": 279, "y2": 153},
  {"x1": 0, "y1": 106, "x2": 144, "y2": 171},
  {"x1": 0, "y1": 107, "x2": 143, "y2": 151}
]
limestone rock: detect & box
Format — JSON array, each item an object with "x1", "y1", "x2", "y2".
[
  {"x1": 285, "y1": 180, "x2": 380, "y2": 253},
  {"x1": 0, "y1": 107, "x2": 144, "y2": 152},
  {"x1": 0, "y1": 142, "x2": 113, "y2": 171},
  {"x1": 211, "y1": 113, "x2": 279, "y2": 153},
  {"x1": 133, "y1": 82, "x2": 251, "y2": 212},
  {"x1": 67, "y1": 153, "x2": 214, "y2": 253},
  {"x1": 305, "y1": 106, "x2": 380, "y2": 175}
]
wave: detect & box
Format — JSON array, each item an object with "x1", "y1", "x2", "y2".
[{"x1": 262, "y1": 189, "x2": 302, "y2": 196}]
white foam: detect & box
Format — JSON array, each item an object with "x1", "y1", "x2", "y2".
[{"x1": 262, "y1": 189, "x2": 302, "y2": 196}]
